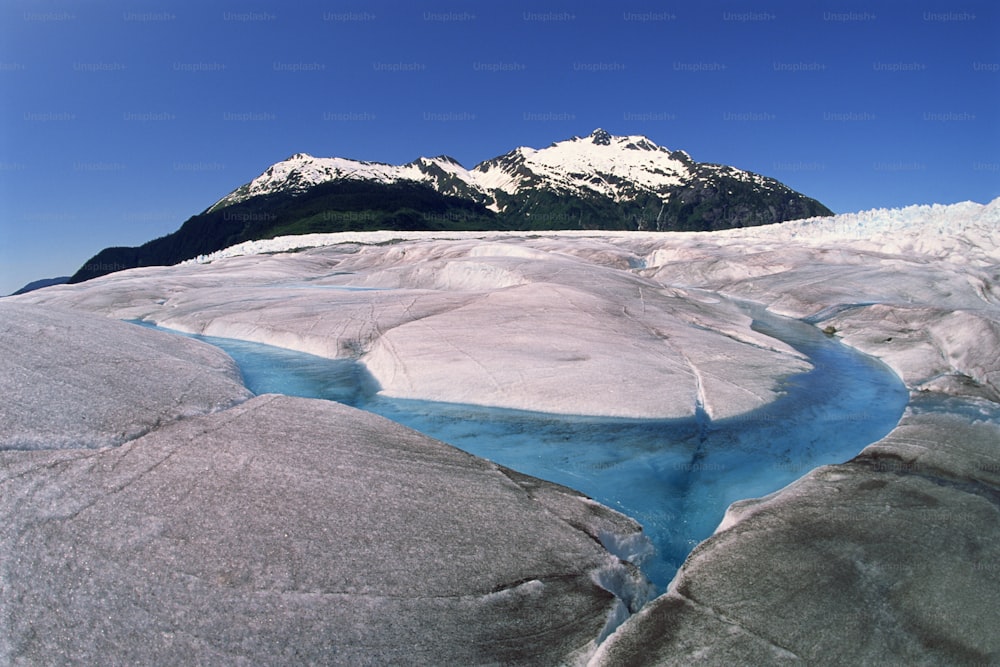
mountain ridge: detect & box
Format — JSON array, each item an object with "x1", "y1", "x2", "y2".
[
  {"x1": 207, "y1": 128, "x2": 789, "y2": 216},
  {"x1": 68, "y1": 129, "x2": 833, "y2": 283}
]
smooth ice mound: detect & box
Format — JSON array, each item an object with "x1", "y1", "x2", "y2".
[
  {"x1": 21, "y1": 236, "x2": 813, "y2": 421},
  {"x1": 134, "y1": 300, "x2": 908, "y2": 590},
  {"x1": 1, "y1": 393, "x2": 652, "y2": 665},
  {"x1": 0, "y1": 303, "x2": 252, "y2": 450}
]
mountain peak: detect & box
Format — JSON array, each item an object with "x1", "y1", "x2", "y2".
[
  {"x1": 423, "y1": 155, "x2": 465, "y2": 167},
  {"x1": 589, "y1": 128, "x2": 612, "y2": 145},
  {"x1": 286, "y1": 152, "x2": 315, "y2": 161}
]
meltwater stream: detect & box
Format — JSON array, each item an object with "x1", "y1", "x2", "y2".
[{"x1": 132, "y1": 306, "x2": 907, "y2": 591}]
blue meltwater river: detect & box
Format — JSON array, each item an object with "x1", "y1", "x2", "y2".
[{"x1": 132, "y1": 303, "x2": 908, "y2": 591}]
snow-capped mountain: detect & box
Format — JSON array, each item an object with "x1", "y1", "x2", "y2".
[
  {"x1": 470, "y1": 129, "x2": 820, "y2": 230},
  {"x1": 68, "y1": 130, "x2": 832, "y2": 284},
  {"x1": 208, "y1": 129, "x2": 827, "y2": 225}
]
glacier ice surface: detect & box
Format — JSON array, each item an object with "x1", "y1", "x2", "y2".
[
  {"x1": 8, "y1": 197, "x2": 999, "y2": 663},
  {"x1": 0, "y1": 303, "x2": 252, "y2": 450},
  {"x1": 135, "y1": 298, "x2": 907, "y2": 590},
  {"x1": 0, "y1": 395, "x2": 651, "y2": 665}
]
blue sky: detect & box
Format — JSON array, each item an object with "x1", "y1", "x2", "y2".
[{"x1": 1, "y1": 0, "x2": 998, "y2": 294}]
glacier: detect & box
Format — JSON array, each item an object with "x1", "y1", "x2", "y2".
[
  {"x1": 5, "y1": 197, "x2": 1000, "y2": 664},
  {"x1": 0, "y1": 307, "x2": 654, "y2": 664},
  {"x1": 0, "y1": 303, "x2": 252, "y2": 450},
  {"x1": 18, "y1": 234, "x2": 813, "y2": 420},
  {"x1": 129, "y1": 305, "x2": 908, "y2": 591}
]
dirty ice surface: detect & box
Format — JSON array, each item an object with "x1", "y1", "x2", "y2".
[
  {"x1": 24, "y1": 200, "x2": 994, "y2": 589},
  {"x1": 135, "y1": 306, "x2": 907, "y2": 590}
]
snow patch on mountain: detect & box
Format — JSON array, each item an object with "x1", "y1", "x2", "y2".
[
  {"x1": 472, "y1": 129, "x2": 690, "y2": 202},
  {"x1": 207, "y1": 153, "x2": 478, "y2": 212}
]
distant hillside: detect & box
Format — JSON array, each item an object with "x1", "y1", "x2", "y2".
[
  {"x1": 70, "y1": 182, "x2": 500, "y2": 283},
  {"x1": 10, "y1": 276, "x2": 71, "y2": 296}
]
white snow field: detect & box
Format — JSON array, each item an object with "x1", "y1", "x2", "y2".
[{"x1": 5, "y1": 197, "x2": 1000, "y2": 664}]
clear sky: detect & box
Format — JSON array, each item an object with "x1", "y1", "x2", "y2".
[{"x1": 1, "y1": 0, "x2": 998, "y2": 295}]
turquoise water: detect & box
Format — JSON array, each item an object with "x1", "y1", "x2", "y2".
[{"x1": 132, "y1": 309, "x2": 908, "y2": 591}]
